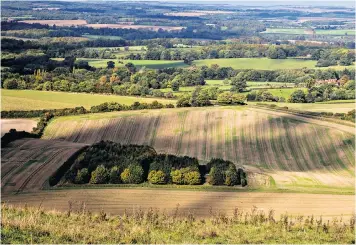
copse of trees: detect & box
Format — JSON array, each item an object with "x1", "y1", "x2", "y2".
[
  {"x1": 217, "y1": 92, "x2": 246, "y2": 105},
  {"x1": 286, "y1": 79, "x2": 355, "y2": 103},
  {"x1": 315, "y1": 49, "x2": 355, "y2": 67},
  {"x1": 246, "y1": 90, "x2": 282, "y2": 102},
  {"x1": 55, "y1": 141, "x2": 246, "y2": 187},
  {"x1": 148, "y1": 154, "x2": 201, "y2": 185},
  {"x1": 230, "y1": 73, "x2": 248, "y2": 92}
]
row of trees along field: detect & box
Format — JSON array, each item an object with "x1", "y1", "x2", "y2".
[
  {"x1": 53, "y1": 141, "x2": 247, "y2": 186},
  {"x1": 122, "y1": 45, "x2": 355, "y2": 67}
]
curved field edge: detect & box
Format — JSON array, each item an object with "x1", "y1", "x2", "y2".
[
  {"x1": 1, "y1": 138, "x2": 87, "y2": 194},
  {"x1": 42, "y1": 106, "x2": 355, "y2": 190},
  {"x1": 1, "y1": 89, "x2": 175, "y2": 110}
]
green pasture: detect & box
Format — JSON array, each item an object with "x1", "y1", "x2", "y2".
[
  {"x1": 1, "y1": 89, "x2": 175, "y2": 111},
  {"x1": 79, "y1": 58, "x2": 188, "y2": 69},
  {"x1": 192, "y1": 58, "x2": 317, "y2": 70}
]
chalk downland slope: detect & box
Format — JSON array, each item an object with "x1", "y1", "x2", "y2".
[
  {"x1": 1, "y1": 138, "x2": 87, "y2": 193},
  {"x1": 42, "y1": 107, "x2": 355, "y2": 189},
  {"x1": 0, "y1": 119, "x2": 37, "y2": 137}
]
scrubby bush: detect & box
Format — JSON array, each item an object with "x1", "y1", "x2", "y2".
[
  {"x1": 171, "y1": 168, "x2": 201, "y2": 185},
  {"x1": 120, "y1": 164, "x2": 144, "y2": 184},
  {"x1": 225, "y1": 165, "x2": 239, "y2": 186},
  {"x1": 208, "y1": 167, "x2": 225, "y2": 185},
  {"x1": 238, "y1": 168, "x2": 248, "y2": 187},
  {"x1": 148, "y1": 170, "x2": 166, "y2": 184},
  {"x1": 90, "y1": 165, "x2": 109, "y2": 184},
  {"x1": 171, "y1": 169, "x2": 185, "y2": 184},
  {"x1": 184, "y1": 171, "x2": 201, "y2": 185},
  {"x1": 288, "y1": 89, "x2": 306, "y2": 103}
]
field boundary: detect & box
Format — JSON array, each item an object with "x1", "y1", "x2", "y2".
[{"x1": 45, "y1": 183, "x2": 355, "y2": 195}]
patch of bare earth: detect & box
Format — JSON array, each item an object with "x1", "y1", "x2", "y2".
[
  {"x1": 1, "y1": 119, "x2": 37, "y2": 137},
  {"x1": 1, "y1": 138, "x2": 86, "y2": 193}
]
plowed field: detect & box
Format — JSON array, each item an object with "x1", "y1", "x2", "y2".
[{"x1": 42, "y1": 107, "x2": 355, "y2": 189}]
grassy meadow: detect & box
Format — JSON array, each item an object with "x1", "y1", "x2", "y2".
[
  {"x1": 1, "y1": 89, "x2": 175, "y2": 111},
  {"x1": 78, "y1": 57, "x2": 353, "y2": 70},
  {"x1": 265, "y1": 88, "x2": 308, "y2": 99},
  {"x1": 80, "y1": 58, "x2": 188, "y2": 69},
  {"x1": 2, "y1": 204, "x2": 354, "y2": 244}
]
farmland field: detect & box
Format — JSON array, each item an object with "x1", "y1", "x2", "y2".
[
  {"x1": 2, "y1": 189, "x2": 354, "y2": 220},
  {"x1": 79, "y1": 57, "x2": 353, "y2": 70},
  {"x1": 264, "y1": 88, "x2": 308, "y2": 99},
  {"x1": 42, "y1": 106, "x2": 355, "y2": 190},
  {"x1": 250, "y1": 101, "x2": 356, "y2": 113},
  {"x1": 1, "y1": 90, "x2": 175, "y2": 110},
  {"x1": 1, "y1": 119, "x2": 37, "y2": 136},
  {"x1": 1, "y1": 138, "x2": 87, "y2": 193},
  {"x1": 262, "y1": 28, "x2": 356, "y2": 36},
  {"x1": 19, "y1": 19, "x2": 87, "y2": 26},
  {"x1": 193, "y1": 58, "x2": 317, "y2": 70}
]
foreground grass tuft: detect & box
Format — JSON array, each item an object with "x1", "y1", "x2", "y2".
[{"x1": 1, "y1": 204, "x2": 354, "y2": 244}]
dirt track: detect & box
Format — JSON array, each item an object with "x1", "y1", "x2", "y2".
[{"x1": 2, "y1": 189, "x2": 354, "y2": 220}]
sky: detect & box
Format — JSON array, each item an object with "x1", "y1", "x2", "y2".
[{"x1": 101, "y1": 0, "x2": 355, "y2": 7}]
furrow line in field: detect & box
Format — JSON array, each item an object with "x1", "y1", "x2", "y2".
[
  {"x1": 270, "y1": 117, "x2": 289, "y2": 171},
  {"x1": 322, "y1": 128, "x2": 354, "y2": 176}
]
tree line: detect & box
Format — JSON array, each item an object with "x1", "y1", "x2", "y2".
[
  {"x1": 3, "y1": 60, "x2": 354, "y2": 100},
  {"x1": 123, "y1": 44, "x2": 354, "y2": 67}
]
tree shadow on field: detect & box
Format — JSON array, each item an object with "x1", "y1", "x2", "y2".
[{"x1": 44, "y1": 109, "x2": 354, "y2": 174}]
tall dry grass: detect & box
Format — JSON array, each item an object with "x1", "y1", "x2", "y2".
[{"x1": 1, "y1": 203, "x2": 354, "y2": 244}]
